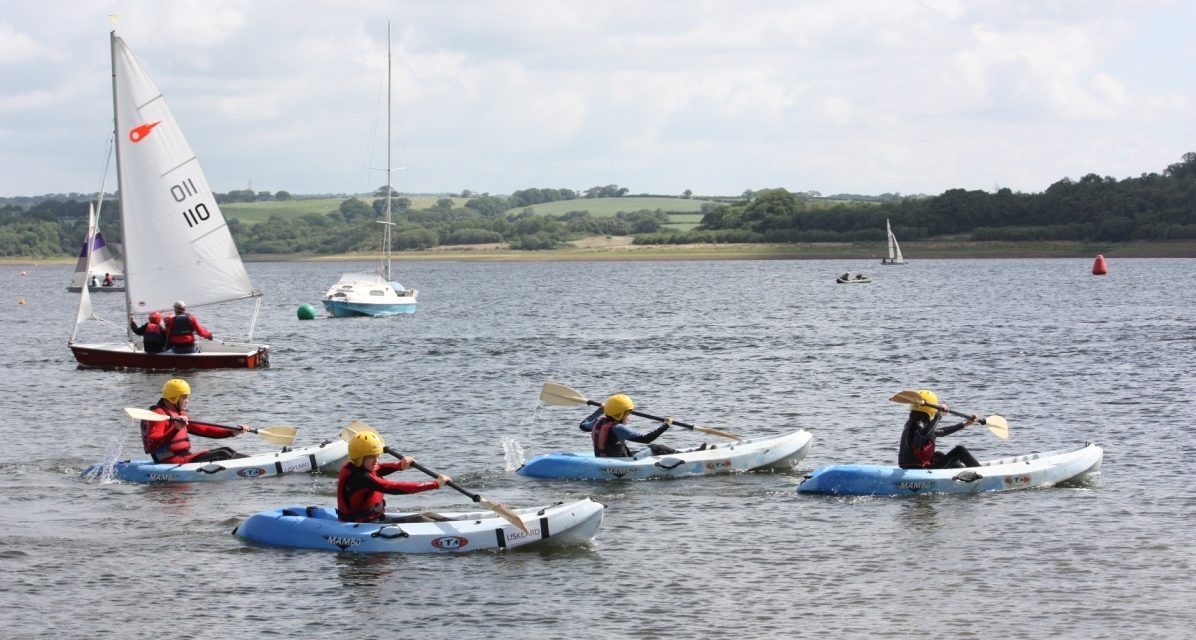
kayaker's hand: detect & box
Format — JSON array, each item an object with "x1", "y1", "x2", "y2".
[
  {"x1": 963, "y1": 414, "x2": 978, "y2": 426},
  {"x1": 236, "y1": 424, "x2": 251, "y2": 434},
  {"x1": 399, "y1": 455, "x2": 415, "y2": 470},
  {"x1": 435, "y1": 474, "x2": 451, "y2": 487},
  {"x1": 169, "y1": 414, "x2": 189, "y2": 426},
  {"x1": 663, "y1": 417, "x2": 673, "y2": 428}
]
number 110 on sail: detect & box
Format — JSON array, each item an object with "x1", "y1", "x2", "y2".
[{"x1": 172, "y1": 177, "x2": 211, "y2": 228}]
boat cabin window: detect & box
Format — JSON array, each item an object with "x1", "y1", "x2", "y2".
[{"x1": 369, "y1": 290, "x2": 386, "y2": 296}]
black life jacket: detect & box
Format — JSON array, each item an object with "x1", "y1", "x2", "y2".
[
  {"x1": 169, "y1": 313, "x2": 196, "y2": 341},
  {"x1": 898, "y1": 414, "x2": 936, "y2": 469},
  {"x1": 142, "y1": 323, "x2": 167, "y2": 353},
  {"x1": 591, "y1": 416, "x2": 632, "y2": 458}
]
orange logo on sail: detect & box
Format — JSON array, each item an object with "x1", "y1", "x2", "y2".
[{"x1": 129, "y1": 121, "x2": 162, "y2": 143}]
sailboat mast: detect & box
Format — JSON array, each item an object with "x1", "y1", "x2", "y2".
[
  {"x1": 383, "y1": 22, "x2": 393, "y2": 282},
  {"x1": 111, "y1": 31, "x2": 135, "y2": 339}
]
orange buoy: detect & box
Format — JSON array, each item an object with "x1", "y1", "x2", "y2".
[
  {"x1": 19, "y1": 271, "x2": 27, "y2": 276},
  {"x1": 1092, "y1": 254, "x2": 1108, "y2": 275},
  {"x1": 18, "y1": 298, "x2": 25, "y2": 305}
]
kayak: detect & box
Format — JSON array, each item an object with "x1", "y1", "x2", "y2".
[
  {"x1": 233, "y1": 498, "x2": 605, "y2": 553},
  {"x1": 796, "y1": 443, "x2": 1102, "y2": 496},
  {"x1": 83, "y1": 439, "x2": 349, "y2": 483},
  {"x1": 517, "y1": 430, "x2": 812, "y2": 480}
]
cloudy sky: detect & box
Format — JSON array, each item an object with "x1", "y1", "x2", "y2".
[{"x1": 2, "y1": 0, "x2": 1194, "y2": 198}]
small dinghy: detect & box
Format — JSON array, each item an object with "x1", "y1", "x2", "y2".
[
  {"x1": 836, "y1": 273, "x2": 871, "y2": 284},
  {"x1": 84, "y1": 440, "x2": 348, "y2": 483},
  {"x1": 233, "y1": 498, "x2": 604, "y2": 553},
  {"x1": 518, "y1": 430, "x2": 812, "y2": 480},
  {"x1": 796, "y1": 443, "x2": 1102, "y2": 496}
]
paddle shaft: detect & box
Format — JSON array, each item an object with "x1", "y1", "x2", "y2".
[
  {"x1": 584, "y1": 400, "x2": 695, "y2": 431},
  {"x1": 383, "y1": 446, "x2": 479, "y2": 502},
  {"x1": 922, "y1": 402, "x2": 989, "y2": 426}
]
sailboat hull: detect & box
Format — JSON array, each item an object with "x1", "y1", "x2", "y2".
[
  {"x1": 322, "y1": 300, "x2": 416, "y2": 317},
  {"x1": 66, "y1": 285, "x2": 126, "y2": 293},
  {"x1": 70, "y1": 342, "x2": 269, "y2": 370}
]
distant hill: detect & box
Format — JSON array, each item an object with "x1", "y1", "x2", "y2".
[{"x1": 506, "y1": 196, "x2": 715, "y2": 217}]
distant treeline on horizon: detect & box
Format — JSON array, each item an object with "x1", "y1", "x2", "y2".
[{"x1": 2, "y1": 153, "x2": 1194, "y2": 257}]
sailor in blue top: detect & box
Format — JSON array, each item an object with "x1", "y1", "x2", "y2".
[{"x1": 579, "y1": 393, "x2": 678, "y2": 458}]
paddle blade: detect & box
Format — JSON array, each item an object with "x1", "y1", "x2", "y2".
[
  {"x1": 256, "y1": 426, "x2": 298, "y2": 446},
  {"x1": 340, "y1": 419, "x2": 379, "y2": 442},
  {"x1": 123, "y1": 406, "x2": 162, "y2": 421},
  {"x1": 539, "y1": 382, "x2": 588, "y2": 407},
  {"x1": 692, "y1": 424, "x2": 743, "y2": 442},
  {"x1": 982, "y1": 415, "x2": 1010, "y2": 440},
  {"x1": 480, "y1": 497, "x2": 529, "y2": 533},
  {"x1": 888, "y1": 390, "x2": 924, "y2": 406}
]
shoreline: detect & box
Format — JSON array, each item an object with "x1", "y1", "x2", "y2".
[{"x1": 6, "y1": 239, "x2": 1196, "y2": 266}]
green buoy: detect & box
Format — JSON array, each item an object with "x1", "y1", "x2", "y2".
[{"x1": 297, "y1": 303, "x2": 317, "y2": 320}]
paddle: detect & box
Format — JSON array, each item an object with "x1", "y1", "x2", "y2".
[
  {"x1": 539, "y1": 382, "x2": 743, "y2": 441},
  {"x1": 123, "y1": 406, "x2": 298, "y2": 446},
  {"x1": 340, "y1": 420, "x2": 529, "y2": 533},
  {"x1": 888, "y1": 390, "x2": 1009, "y2": 440}
]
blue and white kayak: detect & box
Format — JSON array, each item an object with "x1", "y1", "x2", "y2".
[
  {"x1": 234, "y1": 498, "x2": 604, "y2": 553},
  {"x1": 517, "y1": 430, "x2": 812, "y2": 480},
  {"x1": 796, "y1": 443, "x2": 1102, "y2": 496},
  {"x1": 83, "y1": 440, "x2": 349, "y2": 483}
]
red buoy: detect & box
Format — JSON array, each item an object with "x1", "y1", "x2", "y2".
[{"x1": 1092, "y1": 254, "x2": 1108, "y2": 275}]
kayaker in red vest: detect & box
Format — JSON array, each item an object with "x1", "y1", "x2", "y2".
[
  {"x1": 140, "y1": 378, "x2": 249, "y2": 464},
  {"x1": 579, "y1": 393, "x2": 679, "y2": 458},
  {"x1": 337, "y1": 431, "x2": 451, "y2": 523},
  {"x1": 165, "y1": 300, "x2": 213, "y2": 354},
  {"x1": 129, "y1": 311, "x2": 168, "y2": 354},
  {"x1": 898, "y1": 389, "x2": 980, "y2": 469}
]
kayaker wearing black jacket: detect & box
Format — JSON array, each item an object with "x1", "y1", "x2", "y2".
[
  {"x1": 579, "y1": 393, "x2": 679, "y2": 458},
  {"x1": 898, "y1": 389, "x2": 980, "y2": 469}
]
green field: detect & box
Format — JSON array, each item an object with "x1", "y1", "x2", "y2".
[
  {"x1": 220, "y1": 196, "x2": 470, "y2": 225},
  {"x1": 507, "y1": 196, "x2": 715, "y2": 217}
]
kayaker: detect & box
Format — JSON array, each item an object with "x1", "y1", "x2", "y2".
[
  {"x1": 129, "y1": 311, "x2": 168, "y2": 354},
  {"x1": 898, "y1": 389, "x2": 981, "y2": 469},
  {"x1": 579, "y1": 393, "x2": 680, "y2": 458},
  {"x1": 140, "y1": 378, "x2": 249, "y2": 463},
  {"x1": 337, "y1": 431, "x2": 451, "y2": 523},
  {"x1": 165, "y1": 300, "x2": 213, "y2": 354}
]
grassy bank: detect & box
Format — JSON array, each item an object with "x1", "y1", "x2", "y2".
[{"x1": 7, "y1": 239, "x2": 1196, "y2": 266}]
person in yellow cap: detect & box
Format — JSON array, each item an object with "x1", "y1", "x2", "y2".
[
  {"x1": 898, "y1": 389, "x2": 980, "y2": 469},
  {"x1": 578, "y1": 393, "x2": 680, "y2": 458},
  {"x1": 140, "y1": 379, "x2": 249, "y2": 463},
  {"x1": 337, "y1": 431, "x2": 451, "y2": 523}
]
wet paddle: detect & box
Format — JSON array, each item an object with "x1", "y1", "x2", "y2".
[
  {"x1": 539, "y1": 382, "x2": 743, "y2": 441},
  {"x1": 340, "y1": 420, "x2": 530, "y2": 532},
  {"x1": 123, "y1": 406, "x2": 298, "y2": 446},
  {"x1": 888, "y1": 390, "x2": 1009, "y2": 440}
]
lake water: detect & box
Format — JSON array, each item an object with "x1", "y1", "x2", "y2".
[{"x1": 1, "y1": 257, "x2": 1193, "y2": 638}]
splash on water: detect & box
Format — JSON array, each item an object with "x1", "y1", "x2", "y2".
[
  {"x1": 83, "y1": 436, "x2": 125, "y2": 483},
  {"x1": 501, "y1": 436, "x2": 526, "y2": 471}
]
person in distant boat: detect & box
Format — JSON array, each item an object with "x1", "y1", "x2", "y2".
[
  {"x1": 129, "y1": 311, "x2": 168, "y2": 354},
  {"x1": 898, "y1": 389, "x2": 980, "y2": 469},
  {"x1": 855, "y1": 273, "x2": 867, "y2": 280},
  {"x1": 140, "y1": 378, "x2": 249, "y2": 464},
  {"x1": 337, "y1": 431, "x2": 450, "y2": 523},
  {"x1": 579, "y1": 394, "x2": 679, "y2": 458},
  {"x1": 165, "y1": 300, "x2": 213, "y2": 354},
  {"x1": 89, "y1": 275, "x2": 99, "y2": 287},
  {"x1": 840, "y1": 273, "x2": 850, "y2": 280},
  {"x1": 102, "y1": 273, "x2": 115, "y2": 287}
]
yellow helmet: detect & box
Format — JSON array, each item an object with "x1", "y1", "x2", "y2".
[
  {"x1": 912, "y1": 389, "x2": 939, "y2": 418},
  {"x1": 349, "y1": 431, "x2": 385, "y2": 466},
  {"x1": 162, "y1": 379, "x2": 191, "y2": 404},
  {"x1": 604, "y1": 394, "x2": 635, "y2": 420}
]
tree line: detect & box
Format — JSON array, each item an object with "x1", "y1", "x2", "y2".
[{"x1": 3, "y1": 154, "x2": 1195, "y2": 257}]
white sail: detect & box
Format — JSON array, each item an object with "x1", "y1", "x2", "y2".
[
  {"x1": 884, "y1": 218, "x2": 905, "y2": 264},
  {"x1": 112, "y1": 34, "x2": 256, "y2": 313},
  {"x1": 69, "y1": 231, "x2": 124, "y2": 288},
  {"x1": 70, "y1": 204, "x2": 97, "y2": 342}
]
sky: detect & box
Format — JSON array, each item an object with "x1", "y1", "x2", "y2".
[{"x1": 1, "y1": 0, "x2": 1194, "y2": 199}]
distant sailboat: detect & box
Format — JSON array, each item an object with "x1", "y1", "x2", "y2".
[
  {"x1": 322, "y1": 24, "x2": 418, "y2": 318},
  {"x1": 881, "y1": 218, "x2": 906, "y2": 265},
  {"x1": 67, "y1": 207, "x2": 125, "y2": 293},
  {"x1": 68, "y1": 32, "x2": 269, "y2": 370}
]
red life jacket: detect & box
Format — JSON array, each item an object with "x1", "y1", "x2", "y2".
[
  {"x1": 169, "y1": 313, "x2": 197, "y2": 344},
  {"x1": 140, "y1": 403, "x2": 193, "y2": 462},
  {"x1": 912, "y1": 439, "x2": 935, "y2": 468},
  {"x1": 337, "y1": 464, "x2": 386, "y2": 522},
  {"x1": 592, "y1": 416, "x2": 631, "y2": 458}
]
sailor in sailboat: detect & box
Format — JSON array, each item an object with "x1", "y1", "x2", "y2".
[
  {"x1": 164, "y1": 301, "x2": 213, "y2": 354},
  {"x1": 129, "y1": 312, "x2": 168, "y2": 354}
]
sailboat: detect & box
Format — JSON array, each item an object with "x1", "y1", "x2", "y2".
[
  {"x1": 881, "y1": 218, "x2": 906, "y2": 265},
  {"x1": 66, "y1": 213, "x2": 125, "y2": 293},
  {"x1": 68, "y1": 32, "x2": 269, "y2": 370},
  {"x1": 322, "y1": 25, "x2": 418, "y2": 318}
]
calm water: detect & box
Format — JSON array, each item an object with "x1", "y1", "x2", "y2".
[{"x1": 1, "y1": 257, "x2": 1193, "y2": 638}]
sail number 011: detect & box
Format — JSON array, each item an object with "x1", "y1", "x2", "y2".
[{"x1": 171, "y1": 177, "x2": 212, "y2": 228}]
